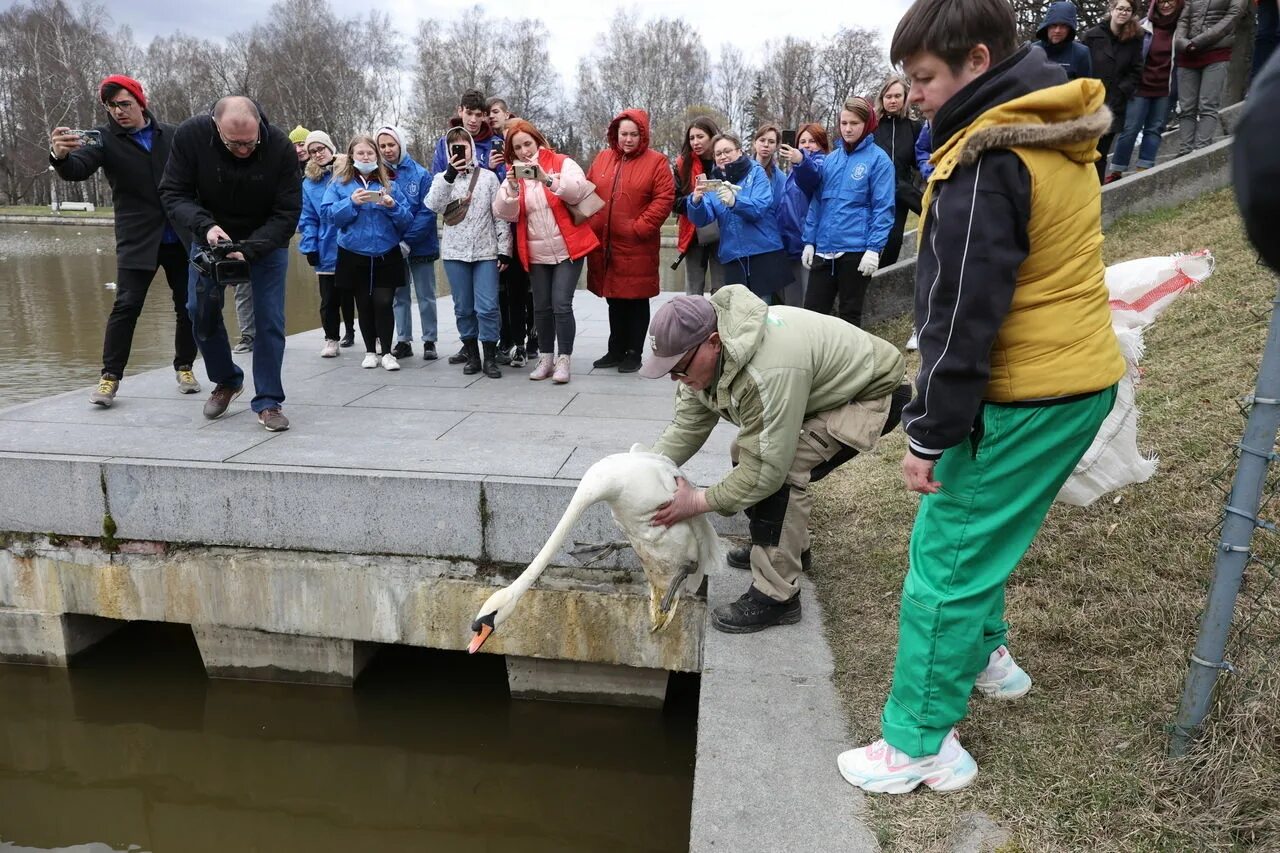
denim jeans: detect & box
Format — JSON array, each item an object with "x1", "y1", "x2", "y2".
[
  {"x1": 1111, "y1": 94, "x2": 1173, "y2": 171},
  {"x1": 1254, "y1": 0, "x2": 1279, "y2": 80},
  {"x1": 393, "y1": 256, "x2": 438, "y2": 343},
  {"x1": 444, "y1": 259, "x2": 500, "y2": 343},
  {"x1": 186, "y1": 245, "x2": 288, "y2": 412},
  {"x1": 530, "y1": 258, "x2": 583, "y2": 355}
]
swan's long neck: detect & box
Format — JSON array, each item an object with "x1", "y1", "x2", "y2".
[{"x1": 504, "y1": 480, "x2": 603, "y2": 601}]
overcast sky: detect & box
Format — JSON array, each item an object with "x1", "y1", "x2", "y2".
[{"x1": 103, "y1": 0, "x2": 916, "y2": 88}]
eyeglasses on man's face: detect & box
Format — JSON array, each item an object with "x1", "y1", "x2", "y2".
[
  {"x1": 217, "y1": 126, "x2": 259, "y2": 152},
  {"x1": 104, "y1": 99, "x2": 135, "y2": 112},
  {"x1": 670, "y1": 341, "x2": 704, "y2": 378}
]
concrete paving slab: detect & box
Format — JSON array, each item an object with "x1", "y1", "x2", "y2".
[
  {"x1": 0, "y1": 393, "x2": 246, "y2": 430},
  {"x1": 0, "y1": 419, "x2": 275, "y2": 463},
  {"x1": 441, "y1": 411, "x2": 674, "y2": 450},
  {"x1": 350, "y1": 383, "x2": 574, "y2": 415},
  {"x1": 559, "y1": 392, "x2": 675, "y2": 421},
  {"x1": 199, "y1": 402, "x2": 467, "y2": 442},
  {"x1": 0, "y1": 452, "x2": 107, "y2": 538}
]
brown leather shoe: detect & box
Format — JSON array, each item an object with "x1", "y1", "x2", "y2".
[
  {"x1": 257, "y1": 407, "x2": 289, "y2": 432},
  {"x1": 203, "y1": 384, "x2": 243, "y2": 419}
]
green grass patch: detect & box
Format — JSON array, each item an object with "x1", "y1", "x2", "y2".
[
  {"x1": 811, "y1": 188, "x2": 1279, "y2": 851},
  {"x1": 0, "y1": 204, "x2": 113, "y2": 219}
]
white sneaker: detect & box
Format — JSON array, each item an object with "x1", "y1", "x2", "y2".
[
  {"x1": 381, "y1": 353, "x2": 400, "y2": 371},
  {"x1": 837, "y1": 728, "x2": 978, "y2": 794},
  {"x1": 321, "y1": 339, "x2": 340, "y2": 358},
  {"x1": 973, "y1": 645, "x2": 1032, "y2": 700},
  {"x1": 905, "y1": 330, "x2": 919, "y2": 351},
  {"x1": 361, "y1": 352, "x2": 379, "y2": 369}
]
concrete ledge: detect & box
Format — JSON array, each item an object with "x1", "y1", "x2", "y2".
[
  {"x1": 689, "y1": 561, "x2": 879, "y2": 852},
  {"x1": 0, "y1": 452, "x2": 108, "y2": 539},
  {"x1": 192, "y1": 625, "x2": 374, "y2": 686},
  {"x1": 865, "y1": 136, "x2": 1234, "y2": 328},
  {"x1": 0, "y1": 538, "x2": 704, "y2": 673},
  {"x1": 505, "y1": 656, "x2": 669, "y2": 708},
  {"x1": 0, "y1": 609, "x2": 120, "y2": 665}
]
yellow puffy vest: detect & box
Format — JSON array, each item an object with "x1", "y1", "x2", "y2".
[{"x1": 921, "y1": 80, "x2": 1125, "y2": 403}]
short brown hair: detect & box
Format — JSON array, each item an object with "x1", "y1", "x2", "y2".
[
  {"x1": 890, "y1": 0, "x2": 1017, "y2": 71},
  {"x1": 841, "y1": 96, "x2": 873, "y2": 124},
  {"x1": 797, "y1": 122, "x2": 830, "y2": 153}
]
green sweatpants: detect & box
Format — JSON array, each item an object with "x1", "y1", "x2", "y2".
[{"x1": 881, "y1": 386, "x2": 1117, "y2": 757}]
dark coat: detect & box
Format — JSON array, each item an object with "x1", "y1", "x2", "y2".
[
  {"x1": 158, "y1": 106, "x2": 301, "y2": 259},
  {"x1": 50, "y1": 113, "x2": 177, "y2": 271},
  {"x1": 1081, "y1": 23, "x2": 1145, "y2": 133},
  {"x1": 585, "y1": 109, "x2": 675, "y2": 299},
  {"x1": 1234, "y1": 51, "x2": 1280, "y2": 272},
  {"x1": 1036, "y1": 1, "x2": 1095, "y2": 79},
  {"x1": 873, "y1": 113, "x2": 924, "y2": 209}
]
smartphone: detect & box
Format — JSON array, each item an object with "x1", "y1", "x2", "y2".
[
  {"x1": 450, "y1": 143, "x2": 467, "y2": 162},
  {"x1": 73, "y1": 129, "x2": 102, "y2": 148},
  {"x1": 780, "y1": 129, "x2": 797, "y2": 148}
]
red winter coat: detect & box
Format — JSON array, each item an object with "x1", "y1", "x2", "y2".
[{"x1": 585, "y1": 109, "x2": 675, "y2": 299}]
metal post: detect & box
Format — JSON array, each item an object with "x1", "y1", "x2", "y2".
[{"x1": 1170, "y1": 276, "x2": 1280, "y2": 756}]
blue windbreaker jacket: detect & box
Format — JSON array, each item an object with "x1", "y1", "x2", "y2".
[
  {"x1": 687, "y1": 157, "x2": 784, "y2": 264},
  {"x1": 801, "y1": 135, "x2": 896, "y2": 255},
  {"x1": 299, "y1": 167, "x2": 338, "y2": 273},
  {"x1": 778, "y1": 151, "x2": 824, "y2": 258},
  {"x1": 322, "y1": 175, "x2": 413, "y2": 257}
]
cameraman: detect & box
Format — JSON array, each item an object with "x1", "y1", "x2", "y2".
[
  {"x1": 159, "y1": 95, "x2": 302, "y2": 432},
  {"x1": 49, "y1": 75, "x2": 199, "y2": 408}
]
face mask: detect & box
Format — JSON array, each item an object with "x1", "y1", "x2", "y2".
[{"x1": 354, "y1": 160, "x2": 378, "y2": 175}]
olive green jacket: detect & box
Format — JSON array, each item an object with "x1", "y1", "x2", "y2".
[{"x1": 651, "y1": 285, "x2": 905, "y2": 514}]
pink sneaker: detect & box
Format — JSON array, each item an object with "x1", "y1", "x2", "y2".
[
  {"x1": 529, "y1": 354, "x2": 554, "y2": 381},
  {"x1": 552, "y1": 354, "x2": 571, "y2": 384}
]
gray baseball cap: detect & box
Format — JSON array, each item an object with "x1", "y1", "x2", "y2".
[{"x1": 639, "y1": 296, "x2": 717, "y2": 379}]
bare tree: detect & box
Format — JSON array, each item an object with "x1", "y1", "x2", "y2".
[
  {"x1": 818, "y1": 27, "x2": 891, "y2": 126},
  {"x1": 712, "y1": 44, "x2": 755, "y2": 137},
  {"x1": 761, "y1": 36, "x2": 823, "y2": 133}
]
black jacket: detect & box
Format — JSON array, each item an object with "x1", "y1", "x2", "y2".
[
  {"x1": 873, "y1": 114, "x2": 924, "y2": 207},
  {"x1": 904, "y1": 47, "x2": 1068, "y2": 459},
  {"x1": 1235, "y1": 50, "x2": 1280, "y2": 272},
  {"x1": 1081, "y1": 23, "x2": 1144, "y2": 133},
  {"x1": 158, "y1": 106, "x2": 301, "y2": 259},
  {"x1": 50, "y1": 113, "x2": 177, "y2": 271}
]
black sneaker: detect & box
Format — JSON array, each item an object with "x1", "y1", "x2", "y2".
[
  {"x1": 496, "y1": 347, "x2": 512, "y2": 366},
  {"x1": 710, "y1": 587, "x2": 801, "y2": 634},
  {"x1": 593, "y1": 352, "x2": 622, "y2": 369},
  {"x1": 727, "y1": 546, "x2": 812, "y2": 572},
  {"x1": 618, "y1": 351, "x2": 642, "y2": 373},
  {"x1": 448, "y1": 344, "x2": 469, "y2": 365},
  {"x1": 392, "y1": 341, "x2": 412, "y2": 359},
  {"x1": 422, "y1": 342, "x2": 437, "y2": 361},
  {"x1": 340, "y1": 329, "x2": 355, "y2": 348}
]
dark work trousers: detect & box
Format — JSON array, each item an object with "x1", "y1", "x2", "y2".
[
  {"x1": 1096, "y1": 133, "x2": 1117, "y2": 182},
  {"x1": 804, "y1": 253, "x2": 871, "y2": 329},
  {"x1": 336, "y1": 247, "x2": 404, "y2": 355},
  {"x1": 499, "y1": 261, "x2": 531, "y2": 350},
  {"x1": 882, "y1": 200, "x2": 911, "y2": 267},
  {"x1": 316, "y1": 272, "x2": 347, "y2": 340},
  {"x1": 606, "y1": 297, "x2": 651, "y2": 358},
  {"x1": 102, "y1": 241, "x2": 197, "y2": 378}
]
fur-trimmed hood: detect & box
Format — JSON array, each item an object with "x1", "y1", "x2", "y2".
[
  {"x1": 932, "y1": 45, "x2": 1109, "y2": 168},
  {"x1": 305, "y1": 152, "x2": 346, "y2": 182}
]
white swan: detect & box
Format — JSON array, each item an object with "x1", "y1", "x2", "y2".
[{"x1": 467, "y1": 446, "x2": 724, "y2": 653}]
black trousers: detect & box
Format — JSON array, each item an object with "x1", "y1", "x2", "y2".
[
  {"x1": 317, "y1": 273, "x2": 355, "y2": 340},
  {"x1": 336, "y1": 247, "x2": 404, "y2": 354},
  {"x1": 498, "y1": 261, "x2": 531, "y2": 349},
  {"x1": 1096, "y1": 133, "x2": 1116, "y2": 181},
  {"x1": 803, "y1": 253, "x2": 871, "y2": 329},
  {"x1": 606, "y1": 297, "x2": 651, "y2": 358},
  {"x1": 882, "y1": 200, "x2": 911, "y2": 267},
  {"x1": 102, "y1": 241, "x2": 196, "y2": 378}
]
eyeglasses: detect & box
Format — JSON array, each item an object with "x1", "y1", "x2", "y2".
[
  {"x1": 218, "y1": 130, "x2": 260, "y2": 152},
  {"x1": 713, "y1": 148, "x2": 739, "y2": 159},
  {"x1": 104, "y1": 99, "x2": 135, "y2": 112},
  {"x1": 306, "y1": 146, "x2": 329, "y2": 155},
  {"x1": 670, "y1": 341, "x2": 704, "y2": 378}
]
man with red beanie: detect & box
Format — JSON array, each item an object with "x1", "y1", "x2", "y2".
[{"x1": 50, "y1": 75, "x2": 199, "y2": 408}]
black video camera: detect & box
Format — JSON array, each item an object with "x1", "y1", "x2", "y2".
[{"x1": 192, "y1": 242, "x2": 251, "y2": 287}]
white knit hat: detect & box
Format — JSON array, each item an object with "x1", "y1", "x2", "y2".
[{"x1": 303, "y1": 130, "x2": 336, "y2": 154}]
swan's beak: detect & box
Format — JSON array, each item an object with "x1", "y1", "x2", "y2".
[{"x1": 468, "y1": 614, "x2": 496, "y2": 654}]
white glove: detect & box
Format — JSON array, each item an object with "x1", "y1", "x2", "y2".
[
  {"x1": 858, "y1": 250, "x2": 880, "y2": 277},
  {"x1": 715, "y1": 185, "x2": 736, "y2": 207},
  {"x1": 801, "y1": 245, "x2": 815, "y2": 270}
]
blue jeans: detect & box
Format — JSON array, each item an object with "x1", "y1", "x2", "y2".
[
  {"x1": 394, "y1": 256, "x2": 438, "y2": 343},
  {"x1": 444, "y1": 259, "x2": 500, "y2": 342},
  {"x1": 1110, "y1": 94, "x2": 1172, "y2": 172},
  {"x1": 186, "y1": 245, "x2": 287, "y2": 412},
  {"x1": 1255, "y1": 0, "x2": 1279, "y2": 80}
]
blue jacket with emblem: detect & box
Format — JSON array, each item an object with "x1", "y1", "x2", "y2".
[
  {"x1": 778, "y1": 151, "x2": 824, "y2": 258},
  {"x1": 376, "y1": 126, "x2": 438, "y2": 259},
  {"x1": 299, "y1": 156, "x2": 341, "y2": 273},
  {"x1": 687, "y1": 156, "x2": 783, "y2": 264},
  {"x1": 801, "y1": 135, "x2": 895, "y2": 255},
  {"x1": 322, "y1": 174, "x2": 413, "y2": 257}
]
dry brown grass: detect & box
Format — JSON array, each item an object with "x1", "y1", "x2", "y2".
[{"x1": 810, "y1": 188, "x2": 1280, "y2": 851}]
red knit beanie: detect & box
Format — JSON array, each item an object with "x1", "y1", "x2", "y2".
[{"x1": 99, "y1": 75, "x2": 147, "y2": 110}]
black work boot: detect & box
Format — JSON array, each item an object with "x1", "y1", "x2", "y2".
[
  {"x1": 618, "y1": 350, "x2": 642, "y2": 373},
  {"x1": 593, "y1": 351, "x2": 622, "y2": 369},
  {"x1": 482, "y1": 341, "x2": 502, "y2": 378},
  {"x1": 462, "y1": 339, "x2": 482, "y2": 375},
  {"x1": 710, "y1": 586, "x2": 801, "y2": 634},
  {"x1": 727, "y1": 545, "x2": 812, "y2": 572},
  {"x1": 448, "y1": 343, "x2": 469, "y2": 365}
]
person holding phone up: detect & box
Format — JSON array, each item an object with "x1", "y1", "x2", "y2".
[
  {"x1": 427, "y1": 127, "x2": 510, "y2": 379},
  {"x1": 322, "y1": 134, "x2": 412, "y2": 371},
  {"x1": 686, "y1": 133, "x2": 793, "y2": 302},
  {"x1": 673, "y1": 117, "x2": 725, "y2": 296},
  {"x1": 492, "y1": 119, "x2": 600, "y2": 385},
  {"x1": 776, "y1": 123, "x2": 830, "y2": 308},
  {"x1": 802, "y1": 96, "x2": 896, "y2": 329}
]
